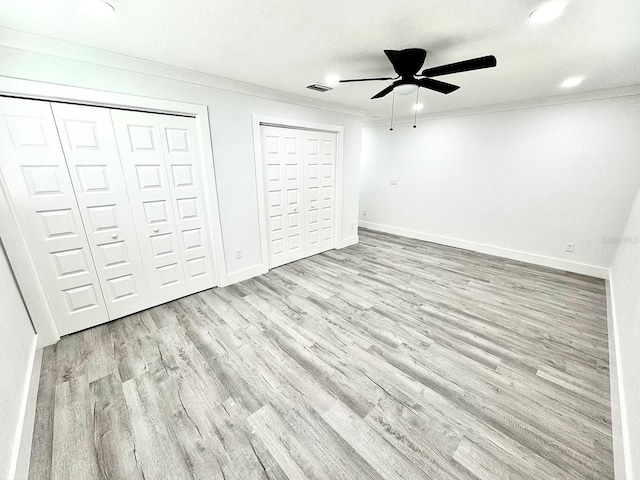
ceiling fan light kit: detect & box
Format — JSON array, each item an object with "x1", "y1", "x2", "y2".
[
  {"x1": 338, "y1": 49, "x2": 496, "y2": 100},
  {"x1": 81, "y1": 0, "x2": 115, "y2": 18},
  {"x1": 395, "y1": 84, "x2": 418, "y2": 95},
  {"x1": 337, "y1": 48, "x2": 497, "y2": 130}
]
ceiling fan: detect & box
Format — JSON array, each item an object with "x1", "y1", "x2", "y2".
[{"x1": 339, "y1": 49, "x2": 497, "y2": 99}]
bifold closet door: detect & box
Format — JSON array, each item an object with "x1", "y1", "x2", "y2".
[
  {"x1": 0, "y1": 97, "x2": 109, "y2": 335},
  {"x1": 303, "y1": 131, "x2": 336, "y2": 256},
  {"x1": 110, "y1": 110, "x2": 215, "y2": 301},
  {"x1": 51, "y1": 103, "x2": 151, "y2": 319},
  {"x1": 156, "y1": 114, "x2": 215, "y2": 293},
  {"x1": 261, "y1": 125, "x2": 337, "y2": 268},
  {"x1": 261, "y1": 126, "x2": 306, "y2": 268}
]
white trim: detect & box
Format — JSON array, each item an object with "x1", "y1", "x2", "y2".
[
  {"x1": 7, "y1": 336, "x2": 39, "y2": 480},
  {"x1": 336, "y1": 236, "x2": 359, "y2": 249},
  {"x1": 13, "y1": 346, "x2": 43, "y2": 480},
  {"x1": 606, "y1": 273, "x2": 633, "y2": 480},
  {"x1": 0, "y1": 174, "x2": 59, "y2": 347},
  {"x1": 223, "y1": 264, "x2": 268, "y2": 286},
  {"x1": 0, "y1": 76, "x2": 228, "y2": 342},
  {"x1": 0, "y1": 28, "x2": 366, "y2": 119},
  {"x1": 363, "y1": 84, "x2": 640, "y2": 126},
  {"x1": 360, "y1": 221, "x2": 609, "y2": 278},
  {"x1": 192, "y1": 107, "x2": 228, "y2": 287},
  {"x1": 251, "y1": 117, "x2": 270, "y2": 276},
  {"x1": 252, "y1": 114, "x2": 346, "y2": 273}
]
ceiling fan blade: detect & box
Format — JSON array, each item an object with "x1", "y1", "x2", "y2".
[
  {"x1": 421, "y1": 55, "x2": 497, "y2": 77},
  {"x1": 371, "y1": 84, "x2": 396, "y2": 99},
  {"x1": 384, "y1": 48, "x2": 427, "y2": 77},
  {"x1": 339, "y1": 77, "x2": 395, "y2": 83},
  {"x1": 417, "y1": 78, "x2": 460, "y2": 94}
]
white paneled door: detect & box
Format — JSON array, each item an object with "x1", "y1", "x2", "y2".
[
  {"x1": 157, "y1": 114, "x2": 215, "y2": 292},
  {"x1": 262, "y1": 126, "x2": 305, "y2": 268},
  {"x1": 52, "y1": 103, "x2": 151, "y2": 319},
  {"x1": 111, "y1": 110, "x2": 215, "y2": 302},
  {"x1": 304, "y1": 131, "x2": 336, "y2": 257},
  {"x1": 0, "y1": 97, "x2": 109, "y2": 335},
  {"x1": 0, "y1": 97, "x2": 217, "y2": 336},
  {"x1": 261, "y1": 126, "x2": 336, "y2": 268}
]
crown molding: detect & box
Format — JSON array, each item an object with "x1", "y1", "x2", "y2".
[
  {"x1": 363, "y1": 84, "x2": 640, "y2": 126},
  {"x1": 0, "y1": 27, "x2": 368, "y2": 118},
  {"x1": 4, "y1": 27, "x2": 639, "y2": 125}
]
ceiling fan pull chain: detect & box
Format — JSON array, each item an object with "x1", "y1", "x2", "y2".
[
  {"x1": 413, "y1": 89, "x2": 419, "y2": 128},
  {"x1": 390, "y1": 90, "x2": 395, "y2": 131}
]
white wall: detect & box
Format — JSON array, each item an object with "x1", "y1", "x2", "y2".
[
  {"x1": 360, "y1": 96, "x2": 640, "y2": 274},
  {"x1": 0, "y1": 45, "x2": 362, "y2": 281},
  {"x1": 610, "y1": 185, "x2": 640, "y2": 480},
  {"x1": 0, "y1": 242, "x2": 37, "y2": 480}
]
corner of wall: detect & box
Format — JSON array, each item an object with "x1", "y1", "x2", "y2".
[
  {"x1": 222, "y1": 264, "x2": 269, "y2": 287},
  {"x1": 359, "y1": 221, "x2": 609, "y2": 279},
  {"x1": 606, "y1": 270, "x2": 633, "y2": 480},
  {"x1": 337, "y1": 236, "x2": 359, "y2": 249},
  {"x1": 8, "y1": 337, "x2": 40, "y2": 480}
]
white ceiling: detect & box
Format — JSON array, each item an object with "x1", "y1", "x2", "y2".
[{"x1": 1, "y1": 0, "x2": 639, "y2": 119}]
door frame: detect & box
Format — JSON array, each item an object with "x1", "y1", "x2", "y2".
[
  {"x1": 0, "y1": 76, "x2": 227, "y2": 346},
  {"x1": 252, "y1": 114, "x2": 345, "y2": 271}
]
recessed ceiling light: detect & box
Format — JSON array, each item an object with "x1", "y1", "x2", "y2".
[
  {"x1": 82, "y1": 0, "x2": 115, "y2": 18},
  {"x1": 28, "y1": 0, "x2": 59, "y2": 12},
  {"x1": 325, "y1": 74, "x2": 341, "y2": 86},
  {"x1": 412, "y1": 103, "x2": 424, "y2": 111},
  {"x1": 560, "y1": 76, "x2": 584, "y2": 88},
  {"x1": 529, "y1": 1, "x2": 566, "y2": 23}
]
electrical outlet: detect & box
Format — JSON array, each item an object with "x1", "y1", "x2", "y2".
[
  {"x1": 565, "y1": 243, "x2": 575, "y2": 253},
  {"x1": 390, "y1": 178, "x2": 398, "y2": 185},
  {"x1": 235, "y1": 249, "x2": 242, "y2": 259},
  {"x1": 362, "y1": 209, "x2": 367, "y2": 216},
  {"x1": 351, "y1": 222, "x2": 356, "y2": 230}
]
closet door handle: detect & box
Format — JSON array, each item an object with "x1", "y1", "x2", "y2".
[
  {"x1": 111, "y1": 233, "x2": 118, "y2": 239},
  {"x1": 153, "y1": 227, "x2": 160, "y2": 233}
]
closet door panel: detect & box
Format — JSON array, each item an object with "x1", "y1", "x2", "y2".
[
  {"x1": 158, "y1": 115, "x2": 215, "y2": 293},
  {"x1": 0, "y1": 97, "x2": 109, "y2": 335},
  {"x1": 261, "y1": 126, "x2": 305, "y2": 268},
  {"x1": 52, "y1": 103, "x2": 151, "y2": 319},
  {"x1": 304, "y1": 131, "x2": 336, "y2": 256},
  {"x1": 110, "y1": 110, "x2": 187, "y2": 303}
]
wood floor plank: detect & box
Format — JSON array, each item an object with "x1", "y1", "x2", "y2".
[
  {"x1": 89, "y1": 374, "x2": 143, "y2": 480},
  {"x1": 248, "y1": 404, "x2": 332, "y2": 480},
  {"x1": 121, "y1": 372, "x2": 195, "y2": 479},
  {"x1": 51, "y1": 375, "x2": 102, "y2": 480},
  {"x1": 364, "y1": 397, "x2": 473, "y2": 480},
  {"x1": 30, "y1": 228, "x2": 614, "y2": 479},
  {"x1": 453, "y1": 437, "x2": 527, "y2": 480},
  {"x1": 275, "y1": 386, "x2": 385, "y2": 480},
  {"x1": 322, "y1": 401, "x2": 430, "y2": 480},
  {"x1": 28, "y1": 345, "x2": 58, "y2": 480}
]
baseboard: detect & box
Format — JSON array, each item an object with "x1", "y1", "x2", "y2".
[
  {"x1": 359, "y1": 221, "x2": 609, "y2": 279},
  {"x1": 222, "y1": 264, "x2": 269, "y2": 286},
  {"x1": 606, "y1": 274, "x2": 633, "y2": 480},
  {"x1": 9, "y1": 337, "x2": 40, "y2": 480},
  {"x1": 336, "y1": 236, "x2": 359, "y2": 249}
]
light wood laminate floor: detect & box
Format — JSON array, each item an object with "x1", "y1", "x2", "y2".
[{"x1": 29, "y1": 228, "x2": 613, "y2": 480}]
